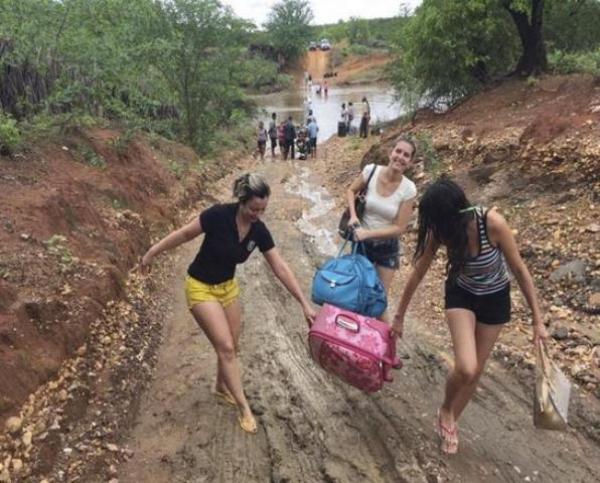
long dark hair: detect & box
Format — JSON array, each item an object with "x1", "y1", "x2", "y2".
[{"x1": 414, "y1": 178, "x2": 473, "y2": 277}]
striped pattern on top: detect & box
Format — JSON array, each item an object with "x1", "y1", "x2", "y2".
[{"x1": 456, "y1": 207, "x2": 509, "y2": 295}]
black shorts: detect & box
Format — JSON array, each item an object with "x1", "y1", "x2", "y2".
[
  {"x1": 270, "y1": 137, "x2": 277, "y2": 149},
  {"x1": 309, "y1": 137, "x2": 317, "y2": 148},
  {"x1": 358, "y1": 238, "x2": 400, "y2": 270},
  {"x1": 444, "y1": 281, "x2": 511, "y2": 325}
]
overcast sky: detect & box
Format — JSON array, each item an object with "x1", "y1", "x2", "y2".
[{"x1": 221, "y1": 0, "x2": 422, "y2": 28}]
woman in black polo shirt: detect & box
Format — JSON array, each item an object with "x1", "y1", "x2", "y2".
[{"x1": 139, "y1": 173, "x2": 316, "y2": 434}]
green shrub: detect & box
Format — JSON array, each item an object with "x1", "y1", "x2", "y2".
[
  {"x1": 0, "y1": 112, "x2": 22, "y2": 154},
  {"x1": 77, "y1": 144, "x2": 106, "y2": 169},
  {"x1": 343, "y1": 44, "x2": 372, "y2": 56},
  {"x1": 414, "y1": 131, "x2": 442, "y2": 175},
  {"x1": 548, "y1": 49, "x2": 600, "y2": 75}
]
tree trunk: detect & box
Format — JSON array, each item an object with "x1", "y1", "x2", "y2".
[{"x1": 504, "y1": 0, "x2": 548, "y2": 75}]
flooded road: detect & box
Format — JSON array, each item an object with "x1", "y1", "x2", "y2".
[{"x1": 253, "y1": 83, "x2": 404, "y2": 142}]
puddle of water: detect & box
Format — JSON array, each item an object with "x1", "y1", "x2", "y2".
[
  {"x1": 253, "y1": 83, "x2": 404, "y2": 142},
  {"x1": 284, "y1": 167, "x2": 338, "y2": 256}
]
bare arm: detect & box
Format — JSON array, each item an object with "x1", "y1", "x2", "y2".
[
  {"x1": 392, "y1": 235, "x2": 438, "y2": 337},
  {"x1": 355, "y1": 197, "x2": 415, "y2": 241},
  {"x1": 139, "y1": 218, "x2": 203, "y2": 271},
  {"x1": 487, "y1": 210, "x2": 548, "y2": 343},
  {"x1": 262, "y1": 248, "x2": 316, "y2": 326}
]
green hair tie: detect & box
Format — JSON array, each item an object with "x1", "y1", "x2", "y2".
[{"x1": 459, "y1": 206, "x2": 477, "y2": 214}]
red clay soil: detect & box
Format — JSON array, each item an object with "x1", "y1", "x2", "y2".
[{"x1": 0, "y1": 128, "x2": 237, "y2": 423}]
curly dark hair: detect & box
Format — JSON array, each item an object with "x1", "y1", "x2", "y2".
[{"x1": 414, "y1": 178, "x2": 474, "y2": 278}]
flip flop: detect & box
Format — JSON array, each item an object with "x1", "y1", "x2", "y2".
[
  {"x1": 238, "y1": 414, "x2": 258, "y2": 434},
  {"x1": 213, "y1": 389, "x2": 237, "y2": 407},
  {"x1": 436, "y1": 410, "x2": 458, "y2": 454}
]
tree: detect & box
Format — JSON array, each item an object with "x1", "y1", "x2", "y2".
[
  {"x1": 389, "y1": 0, "x2": 519, "y2": 105},
  {"x1": 544, "y1": 0, "x2": 600, "y2": 52},
  {"x1": 264, "y1": 0, "x2": 313, "y2": 62},
  {"x1": 501, "y1": 0, "x2": 547, "y2": 75},
  {"x1": 347, "y1": 17, "x2": 370, "y2": 45},
  {"x1": 146, "y1": 0, "x2": 252, "y2": 150}
]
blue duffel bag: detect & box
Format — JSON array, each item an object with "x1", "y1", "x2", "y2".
[{"x1": 311, "y1": 241, "x2": 387, "y2": 318}]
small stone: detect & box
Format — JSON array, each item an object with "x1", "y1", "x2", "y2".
[
  {"x1": 109, "y1": 464, "x2": 118, "y2": 476},
  {"x1": 514, "y1": 465, "x2": 521, "y2": 474},
  {"x1": 586, "y1": 223, "x2": 600, "y2": 233},
  {"x1": 76, "y1": 344, "x2": 87, "y2": 356},
  {"x1": 106, "y1": 443, "x2": 119, "y2": 452},
  {"x1": 11, "y1": 459, "x2": 23, "y2": 473},
  {"x1": 589, "y1": 293, "x2": 600, "y2": 306},
  {"x1": 108, "y1": 479, "x2": 119, "y2": 483},
  {"x1": 22, "y1": 431, "x2": 33, "y2": 447},
  {"x1": 58, "y1": 389, "x2": 68, "y2": 401},
  {"x1": 550, "y1": 260, "x2": 587, "y2": 282},
  {"x1": 20, "y1": 233, "x2": 30, "y2": 241},
  {"x1": 5, "y1": 416, "x2": 22, "y2": 434},
  {"x1": 63, "y1": 447, "x2": 73, "y2": 456},
  {"x1": 552, "y1": 326, "x2": 569, "y2": 341}
]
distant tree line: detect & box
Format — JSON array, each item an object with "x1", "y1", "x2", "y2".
[
  {"x1": 390, "y1": 0, "x2": 600, "y2": 108},
  {"x1": 0, "y1": 0, "x2": 303, "y2": 154}
]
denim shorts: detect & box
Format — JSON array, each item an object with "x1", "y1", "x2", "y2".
[{"x1": 358, "y1": 238, "x2": 400, "y2": 270}]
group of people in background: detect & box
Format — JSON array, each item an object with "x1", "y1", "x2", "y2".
[
  {"x1": 256, "y1": 111, "x2": 319, "y2": 161},
  {"x1": 254, "y1": 71, "x2": 373, "y2": 161},
  {"x1": 341, "y1": 97, "x2": 371, "y2": 137}
]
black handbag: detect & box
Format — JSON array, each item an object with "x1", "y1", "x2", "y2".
[{"x1": 338, "y1": 165, "x2": 377, "y2": 240}]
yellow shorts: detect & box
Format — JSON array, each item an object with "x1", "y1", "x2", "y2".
[{"x1": 184, "y1": 276, "x2": 239, "y2": 309}]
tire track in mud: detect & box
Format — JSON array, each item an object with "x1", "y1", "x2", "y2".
[{"x1": 119, "y1": 161, "x2": 600, "y2": 483}]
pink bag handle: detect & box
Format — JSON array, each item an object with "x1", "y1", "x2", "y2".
[{"x1": 335, "y1": 314, "x2": 360, "y2": 333}]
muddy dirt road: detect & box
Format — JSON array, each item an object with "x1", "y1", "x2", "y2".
[{"x1": 118, "y1": 159, "x2": 600, "y2": 483}]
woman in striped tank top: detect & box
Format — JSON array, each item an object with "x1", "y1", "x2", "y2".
[{"x1": 392, "y1": 179, "x2": 548, "y2": 454}]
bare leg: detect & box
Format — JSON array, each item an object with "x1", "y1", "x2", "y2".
[
  {"x1": 438, "y1": 309, "x2": 477, "y2": 452},
  {"x1": 451, "y1": 321, "x2": 504, "y2": 420},
  {"x1": 191, "y1": 302, "x2": 256, "y2": 432},
  {"x1": 375, "y1": 264, "x2": 396, "y2": 322},
  {"x1": 215, "y1": 300, "x2": 243, "y2": 394}
]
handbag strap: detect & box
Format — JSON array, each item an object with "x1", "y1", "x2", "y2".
[
  {"x1": 359, "y1": 164, "x2": 377, "y2": 197},
  {"x1": 336, "y1": 239, "x2": 365, "y2": 257}
]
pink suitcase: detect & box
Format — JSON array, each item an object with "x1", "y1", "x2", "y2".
[{"x1": 309, "y1": 304, "x2": 401, "y2": 392}]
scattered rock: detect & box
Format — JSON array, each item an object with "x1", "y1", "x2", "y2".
[
  {"x1": 549, "y1": 260, "x2": 587, "y2": 283},
  {"x1": 468, "y1": 165, "x2": 497, "y2": 184},
  {"x1": 0, "y1": 469, "x2": 9, "y2": 483},
  {"x1": 589, "y1": 293, "x2": 600, "y2": 307},
  {"x1": 22, "y1": 430, "x2": 33, "y2": 447},
  {"x1": 106, "y1": 443, "x2": 119, "y2": 452},
  {"x1": 586, "y1": 223, "x2": 600, "y2": 233},
  {"x1": 5, "y1": 416, "x2": 22, "y2": 434},
  {"x1": 552, "y1": 326, "x2": 569, "y2": 341},
  {"x1": 11, "y1": 459, "x2": 22, "y2": 473}
]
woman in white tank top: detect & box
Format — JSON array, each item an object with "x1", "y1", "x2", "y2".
[{"x1": 345, "y1": 136, "x2": 418, "y2": 319}]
